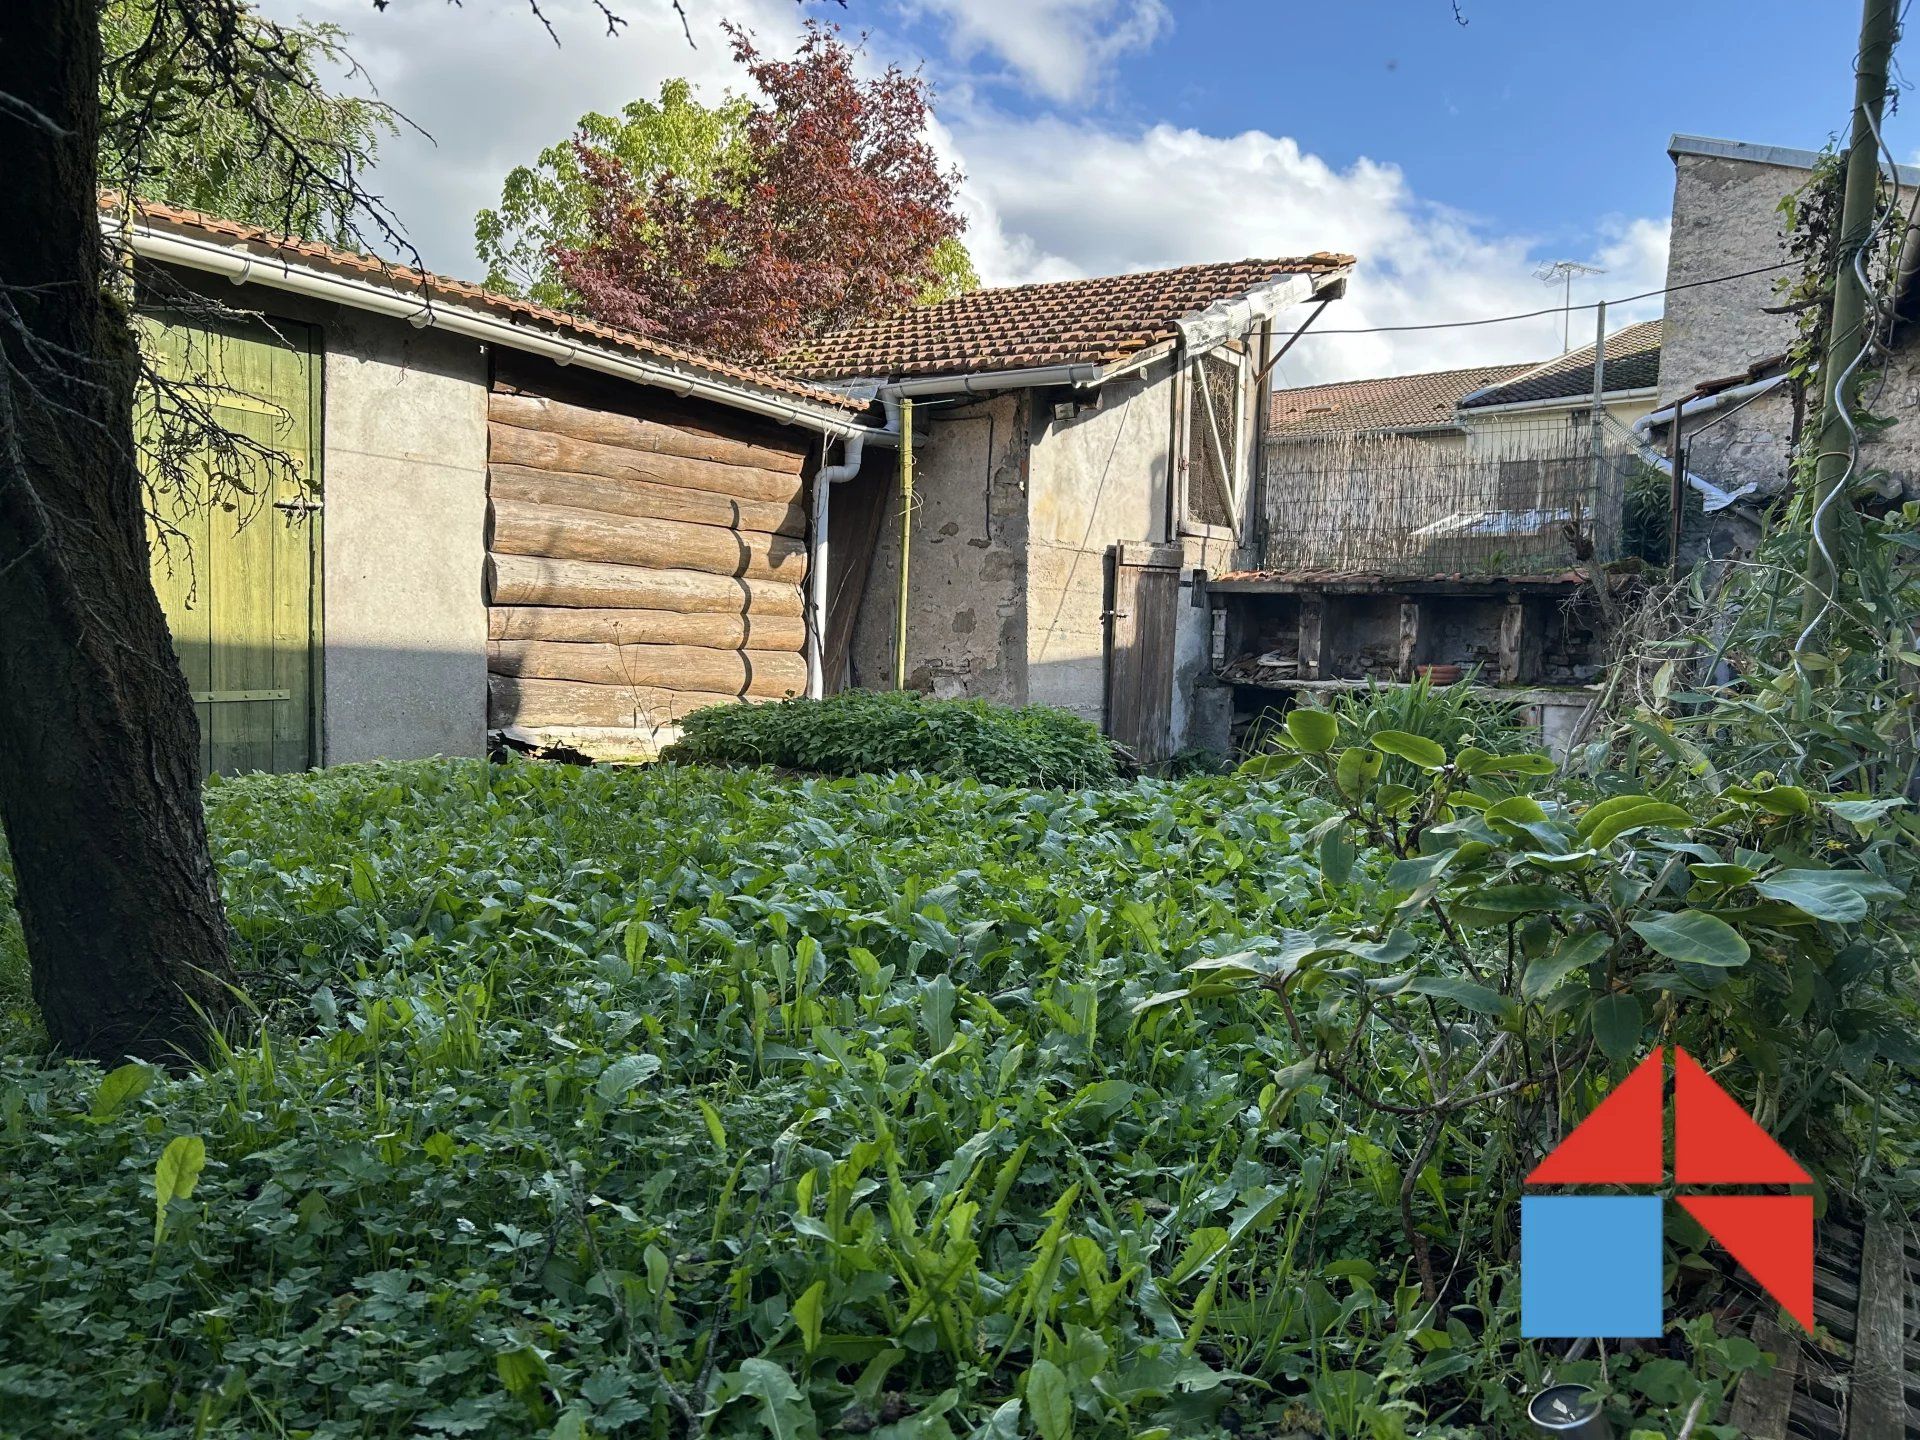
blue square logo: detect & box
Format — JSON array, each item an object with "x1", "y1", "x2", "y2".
[{"x1": 1521, "y1": 1195, "x2": 1663, "y2": 1338}]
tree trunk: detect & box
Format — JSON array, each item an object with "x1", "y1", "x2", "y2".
[{"x1": 0, "y1": 0, "x2": 239, "y2": 1061}]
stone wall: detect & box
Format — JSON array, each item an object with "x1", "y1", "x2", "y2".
[
  {"x1": 849, "y1": 393, "x2": 1031, "y2": 701},
  {"x1": 1661, "y1": 141, "x2": 1920, "y2": 504},
  {"x1": 1027, "y1": 364, "x2": 1177, "y2": 728}
]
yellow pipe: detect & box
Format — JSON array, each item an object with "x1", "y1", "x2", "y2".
[{"x1": 894, "y1": 397, "x2": 914, "y2": 689}]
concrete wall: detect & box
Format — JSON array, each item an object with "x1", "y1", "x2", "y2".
[
  {"x1": 849, "y1": 393, "x2": 1031, "y2": 700},
  {"x1": 319, "y1": 311, "x2": 490, "y2": 763},
  {"x1": 1027, "y1": 363, "x2": 1179, "y2": 729}
]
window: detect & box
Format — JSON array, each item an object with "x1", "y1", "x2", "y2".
[{"x1": 1184, "y1": 351, "x2": 1245, "y2": 532}]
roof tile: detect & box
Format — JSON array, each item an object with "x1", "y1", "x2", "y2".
[
  {"x1": 1458, "y1": 319, "x2": 1663, "y2": 410},
  {"x1": 1268, "y1": 363, "x2": 1535, "y2": 438},
  {"x1": 114, "y1": 195, "x2": 865, "y2": 413},
  {"x1": 782, "y1": 255, "x2": 1354, "y2": 381}
]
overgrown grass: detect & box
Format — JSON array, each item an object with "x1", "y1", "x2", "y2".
[
  {"x1": 663, "y1": 690, "x2": 1119, "y2": 787},
  {"x1": 0, "y1": 759, "x2": 1871, "y2": 1438}
]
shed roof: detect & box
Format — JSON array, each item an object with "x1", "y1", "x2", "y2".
[
  {"x1": 1267, "y1": 363, "x2": 1535, "y2": 439},
  {"x1": 781, "y1": 254, "x2": 1354, "y2": 382},
  {"x1": 114, "y1": 196, "x2": 867, "y2": 415},
  {"x1": 1458, "y1": 319, "x2": 1663, "y2": 410}
]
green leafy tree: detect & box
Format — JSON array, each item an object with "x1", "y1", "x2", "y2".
[
  {"x1": 478, "y1": 48, "x2": 979, "y2": 325},
  {"x1": 476, "y1": 78, "x2": 753, "y2": 309},
  {"x1": 99, "y1": 0, "x2": 398, "y2": 244}
]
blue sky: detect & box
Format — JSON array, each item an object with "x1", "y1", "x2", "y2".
[{"x1": 258, "y1": 0, "x2": 1898, "y2": 384}]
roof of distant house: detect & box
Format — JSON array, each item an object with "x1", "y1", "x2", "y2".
[
  {"x1": 1267, "y1": 363, "x2": 1535, "y2": 439},
  {"x1": 111, "y1": 195, "x2": 866, "y2": 415},
  {"x1": 1458, "y1": 319, "x2": 1663, "y2": 410},
  {"x1": 782, "y1": 255, "x2": 1355, "y2": 382}
]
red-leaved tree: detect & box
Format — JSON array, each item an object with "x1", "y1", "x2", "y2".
[{"x1": 554, "y1": 22, "x2": 965, "y2": 361}]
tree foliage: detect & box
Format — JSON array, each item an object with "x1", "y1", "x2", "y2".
[
  {"x1": 476, "y1": 78, "x2": 753, "y2": 309},
  {"x1": 100, "y1": 0, "x2": 398, "y2": 245},
  {"x1": 553, "y1": 22, "x2": 971, "y2": 359}
]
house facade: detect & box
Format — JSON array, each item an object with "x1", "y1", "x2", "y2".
[
  {"x1": 126, "y1": 199, "x2": 1352, "y2": 773},
  {"x1": 123, "y1": 198, "x2": 874, "y2": 773},
  {"x1": 783, "y1": 257, "x2": 1353, "y2": 763},
  {"x1": 1651, "y1": 134, "x2": 1920, "y2": 527}
]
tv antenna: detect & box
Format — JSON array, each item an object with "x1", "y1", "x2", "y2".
[{"x1": 1534, "y1": 260, "x2": 1606, "y2": 351}]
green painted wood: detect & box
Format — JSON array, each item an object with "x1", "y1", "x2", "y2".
[{"x1": 138, "y1": 311, "x2": 320, "y2": 776}]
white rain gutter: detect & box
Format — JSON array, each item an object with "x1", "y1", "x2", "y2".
[
  {"x1": 874, "y1": 362, "x2": 1108, "y2": 399},
  {"x1": 1630, "y1": 374, "x2": 1787, "y2": 441},
  {"x1": 129, "y1": 224, "x2": 878, "y2": 440},
  {"x1": 806, "y1": 389, "x2": 902, "y2": 698},
  {"x1": 1627, "y1": 373, "x2": 1786, "y2": 513},
  {"x1": 1176, "y1": 272, "x2": 1323, "y2": 357}
]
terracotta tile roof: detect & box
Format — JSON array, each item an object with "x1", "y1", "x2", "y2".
[
  {"x1": 112, "y1": 195, "x2": 866, "y2": 414},
  {"x1": 1268, "y1": 363, "x2": 1535, "y2": 439},
  {"x1": 1458, "y1": 319, "x2": 1663, "y2": 410},
  {"x1": 781, "y1": 255, "x2": 1354, "y2": 381}
]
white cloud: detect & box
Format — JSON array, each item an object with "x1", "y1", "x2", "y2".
[
  {"x1": 903, "y1": 0, "x2": 1169, "y2": 103},
  {"x1": 250, "y1": 0, "x2": 812, "y2": 280},
  {"x1": 245, "y1": 1, "x2": 1669, "y2": 386},
  {"x1": 945, "y1": 114, "x2": 1670, "y2": 384}
]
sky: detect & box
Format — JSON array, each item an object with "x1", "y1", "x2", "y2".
[{"x1": 252, "y1": 0, "x2": 1904, "y2": 386}]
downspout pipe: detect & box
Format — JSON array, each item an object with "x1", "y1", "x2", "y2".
[{"x1": 807, "y1": 391, "x2": 901, "y2": 697}]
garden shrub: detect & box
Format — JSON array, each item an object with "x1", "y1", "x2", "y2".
[{"x1": 664, "y1": 688, "x2": 1119, "y2": 787}]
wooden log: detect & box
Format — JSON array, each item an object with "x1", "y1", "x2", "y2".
[
  {"x1": 489, "y1": 639, "x2": 806, "y2": 699},
  {"x1": 489, "y1": 421, "x2": 802, "y2": 505},
  {"x1": 488, "y1": 673, "x2": 751, "y2": 730},
  {"x1": 489, "y1": 498, "x2": 807, "y2": 585},
  {"x1": 1846, "y1": 1219, "x2": 1908, "y2": 1440},
  {"x1": 489, "y1": 389, "x2": 806, "y2": 475},
  {"x1": 490, "y1": 463, "x2": 805, "y2": 538},
  {"x1": 489, "y1": 605, "x2": 806, "y2": 652},
  {"x1": 1729, "y1": 1315, "x2": 1800, "y2": 1440},
  {"x1": 486, "y1": 553, "x2": 804, "y2": 617}
]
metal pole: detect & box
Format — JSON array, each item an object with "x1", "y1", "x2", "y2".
[
  {"x1": 894, "y1": 397, "x2": 914, "y2": 690},
  {"x1": 1805, "y1": 0, "x2": 1899, "y2": 618},
  {"x1": 1668, "y1": 399, "x2": 1686, "y2": 569},
  {"x1": 1589, "y1": 301, "x2": 1607, "y2": 558}
]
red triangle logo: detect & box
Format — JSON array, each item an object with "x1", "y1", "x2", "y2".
[
  {"x1": 1678, "y1": 1194, "x2": 1814, "y2": 1329},
  {"x1": 1673, "y1": 1049, "x2": 1810, "y2": 1185},
  {"x1": 1527, "y1": 1048, "x2": 1664, "y2": 1185}
]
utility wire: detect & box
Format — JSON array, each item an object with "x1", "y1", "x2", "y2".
[{"x1": 1289, "y1": 260, "x2": 1799, "y2": 338}]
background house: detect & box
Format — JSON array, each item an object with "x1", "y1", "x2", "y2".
[
  {"x1": 1649, "y1": 134, "x2": 1920, "y2": 536},
  {"x1": 1215, "y1": 323, "x2": 1664, "y2": 757},
  {"x1": 124, "y1": 198, "x2": 874, "y2": 773},
  {"x1": 783, "y1": 256, "x2": 1353, "y2": 763}
]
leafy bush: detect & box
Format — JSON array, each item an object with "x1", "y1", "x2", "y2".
[
  {"x1": 0, "y1": 757, "x2": 1795, "y2": 1440},
  {"x1": 665, "y1": 689, "x2": 1119, "y2": 787}
]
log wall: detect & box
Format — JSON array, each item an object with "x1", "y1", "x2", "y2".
[{"x1": 484, "y1": 357, "x2": 817, "y2": 751}]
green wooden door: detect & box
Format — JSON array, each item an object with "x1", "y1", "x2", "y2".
[{"x1": 139, "y1": 312, "x2": 321, "y2": 776}]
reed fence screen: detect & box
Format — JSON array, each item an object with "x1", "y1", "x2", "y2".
[{"x1": 1260, "y1": 415, "x2": 1646, "y2": 577}]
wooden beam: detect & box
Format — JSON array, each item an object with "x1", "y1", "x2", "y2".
[
  {"x1": 486, "y1": 553, "x2": 804, "y2": 617},
  {"x1": 487, "y1": 674, "x2": 754, "y2": 730},
  {"x1": 1298, "y1": 599, "x2": 1325, "y2": 681},
  {"x1": 489, "y1": 463, "x2": 805, "y2": 538},
  {"x1": 1728, "y1": 1315, "x2": 1801, "y2": 1440},
  {"x1": 489, "y1": 421, "x2": 802, "y2": 506},
  {"x1": 1499, "y1": 601, "x2": 1525, "y2": 685},
  {"x1": 1398, "y1": 601, "x2": 1421, "y2": 681},
  {"x1": 488, "y1": 606, "x2": 805, "y2": 651},
  {"x1": 1846, "y1": 1218, "x2": 1909, "y2": 1440},
  {"x1": 489, "y1": 389, "x2": 807, "y2": 475},
  {"x1": 489, "y1": 639, "x2": 806, "y2": 699},
  {"x1": 489, "y1": 497, "x2": 806, "y2": 584}
]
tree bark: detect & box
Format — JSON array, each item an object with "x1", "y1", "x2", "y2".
[{"x1": 0, "y1": 0, "x2": 239, "y2": 1060}]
